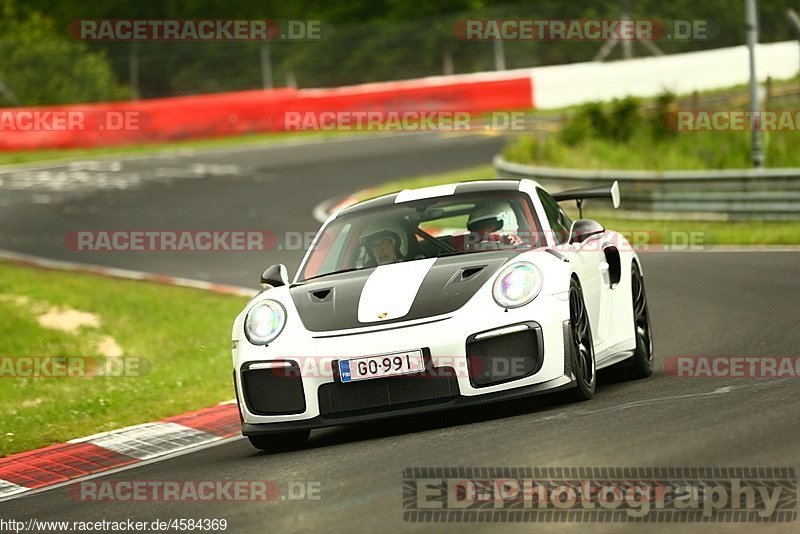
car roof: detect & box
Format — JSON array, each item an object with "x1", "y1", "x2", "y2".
[{"x1": 338, "y1": 179, "x2": 535, "y2": 217}]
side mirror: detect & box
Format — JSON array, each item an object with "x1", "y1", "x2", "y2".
[
  {"x1": 260, "y1": 264, "x2": 289, "y2": 288},
  {"x1": 568, "y1": 219, "x2": 605, "y2": 244}
]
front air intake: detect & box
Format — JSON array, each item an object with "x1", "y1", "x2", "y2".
[
  {"x1": 466, "y1": 322, "x2": 543, "y2": 388},
  {"x1": 241, "y1": 361, "x2": 306, "y2": 415}
]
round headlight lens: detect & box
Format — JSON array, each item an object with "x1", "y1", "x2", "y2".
[
  {"x1": 492, "y1": 262, "x2": 543, "y2": 308},
  {"x1": 245, "y1": 300, "x2": 286, "y2": 345}
]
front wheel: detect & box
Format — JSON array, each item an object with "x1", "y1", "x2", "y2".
[
  {"x1": 247, "y1": 430, "x2": 310, "y2": 452},
  {"x1": 567, "y1": 277, "x2": 596, "y2": 401}
]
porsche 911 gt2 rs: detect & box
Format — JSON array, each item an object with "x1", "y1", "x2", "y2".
[{"x1": 232, "y1": 179, "x2": 654, "y2": 450}]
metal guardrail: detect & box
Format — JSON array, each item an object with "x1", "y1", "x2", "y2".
[{"x1": 493, "y1": 155, "x2": 800, "y2": 220}]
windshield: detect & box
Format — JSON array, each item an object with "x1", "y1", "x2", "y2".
[{"x1": 298, "y1": 190, "x2": 544, "y2": 281}]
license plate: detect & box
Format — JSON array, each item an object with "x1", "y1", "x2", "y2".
[{"x1": 338, "y1": 350, "x2": 425, "y2": 382}]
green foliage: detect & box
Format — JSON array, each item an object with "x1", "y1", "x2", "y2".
[
  {"x1": 584, "y1": 102, "x2": 610, "y2": 138},
  {"x1": 607, "y1": 96, "x2": 640, "y2": 142},
  {"x1": 507, "y1": 87, "x2": 800, "y2": 170},
  {"x1": 650, "y1": 90, "x2": 677, "y2": 140},
  {"x1": 0, "y1": 10, "x2": 128, "y2": 105},
  {"x1": 560, "y1": 104, "x2": 597, "y2": 146},
  {"x1": 4, "y1": 0, "x2": 800, "y2": 100},
  {"x1": 560, "y1": 97, "x2": 641, "y2": 145}
]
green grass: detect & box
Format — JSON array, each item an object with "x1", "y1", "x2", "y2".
[
  {"x1": 0, "y1": 262, "x2": 249, "y2": 456},
  {"x1": 351, "y1": 166, "x2": 800, "y2": 245},
  {"x1": 503, "y1": 87, "x2": 800, "y2": 170},
  {"x1": 503, "y1": 127, "x2": 800, "y2": 170}
]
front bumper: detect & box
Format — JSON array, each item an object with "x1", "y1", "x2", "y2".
[
  {"x1": 242, "y1": 371, "x2": 573, "y2": 435},
  {"x1": 234, "y1": 292, "x2": 573, "y2": 431}
]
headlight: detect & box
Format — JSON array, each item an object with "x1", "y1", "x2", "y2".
[
  {"x1": 492, "y1": 262, "x2": 543, "y2": 309},
  {"x1": 244, "y1": 300, "x2": 286, "y2": 345}
]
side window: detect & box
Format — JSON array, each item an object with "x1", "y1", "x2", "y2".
[
  {"x1": 557, "y1": 203, "x2": 573, "y2": 236},
  {"x1": 319, "y1": 223, "x2": 353, "y2": 272},
  {"x1": 536, "y1": 189, "x2": 572, "y2": 244}
]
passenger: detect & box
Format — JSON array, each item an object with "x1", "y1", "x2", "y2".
[{"x1": 465, "y1": 201, "x2": 523, "y2": 251}]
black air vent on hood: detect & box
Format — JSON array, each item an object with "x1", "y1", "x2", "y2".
[
  {"x1": 309, "y1": 288, "x2": 333, "y2": 302},
  {"x1": 459, "y1": 266, "x2": 486, "y2": 281}
]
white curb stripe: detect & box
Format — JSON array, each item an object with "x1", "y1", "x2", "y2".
[
  {"x1": 73, "y1": 422, "x2": 220, "y2": 461},
  {"x1": 0, "y1": 480, "x2": 28, "y2": 498}
]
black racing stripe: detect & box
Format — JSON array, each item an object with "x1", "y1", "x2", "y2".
[
  {"x1": 454, "y1": 180, "x2": 521, "y2": 194},
  {"x1": 402, "y1": 252, "x2": 515, "y2": 320},
  {"x1": 289, "y1": 269, "x2": 373, "y2": 332},
  {"x1": 289, "y1": 249, "x2": 526, "y2": 332}
]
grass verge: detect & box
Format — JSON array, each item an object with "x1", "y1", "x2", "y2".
[
  {"x1": 350, "y1": 166, "x2": 800, "y2": 245},
  {"x1": 503, "y1": 85, "x2": 800, "y2": 170},
  {"x1": 503, "y1": 127, "x2": 800, "y2": 170},
  {"x1": 0, "y1": 262, "x2": 248, "y2": 456}
]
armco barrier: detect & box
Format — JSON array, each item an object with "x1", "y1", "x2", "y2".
[
  {"x1": 0, "y1": 77, "x2": 533, "y2": 151},
  {"x1": 494, "y1": 155, "x2": 800, "y2": 220}
]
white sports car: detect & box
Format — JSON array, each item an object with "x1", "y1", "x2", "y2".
[{"x1": 232, "y1": 179, "x2": 654, "y2": 450}]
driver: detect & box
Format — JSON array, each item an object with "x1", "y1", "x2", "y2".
[
  {"x1": 465, "y1": 201, "x2": 523, "y2": 251},
  {"x1": 360, "y1": 225, "x2": 404, "y2": 265}
]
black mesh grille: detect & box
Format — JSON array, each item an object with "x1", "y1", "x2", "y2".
[
  {"x1": 466, "y1": 324, "x2": 543, "y2": 388},
  {"x1": 241, "y1": 362, "x2": 306, "y2": 415},
  {"x1": 318, "y1": 366, "x2": 459, "y2": 417}
]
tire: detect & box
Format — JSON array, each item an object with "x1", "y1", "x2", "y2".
[
  {"x1": 247, "y1": 430, "x2": 310, "y2": 451},
  {"x1": 567, "y1": 276, "x2": 596, "y2": 401},
  {"x1": 627, "y1": 263, "x2": 655, "y2": 379}
]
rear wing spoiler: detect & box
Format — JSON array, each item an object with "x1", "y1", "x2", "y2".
[{"x1": 552, "y1": 180, "x2": 620, "y2": 218}]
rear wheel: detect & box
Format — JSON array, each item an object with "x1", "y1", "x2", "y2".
[
  {"x1": 247, "y1": 430, "x2": 310, "y2": 451},
  {"x1": 567, "y1": 277, "x2": 596, "y2": 401},
  {"x1": 627, "y1": 263, "x2": 654, "y2": 378}
]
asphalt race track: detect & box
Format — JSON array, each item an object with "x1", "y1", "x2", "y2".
[
  {"x1": 0, "y1": 133, "x2": 506, "y2": 286},
  {"x1": 2, "y1": 133, "x2": 799, "y2": 532}
]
